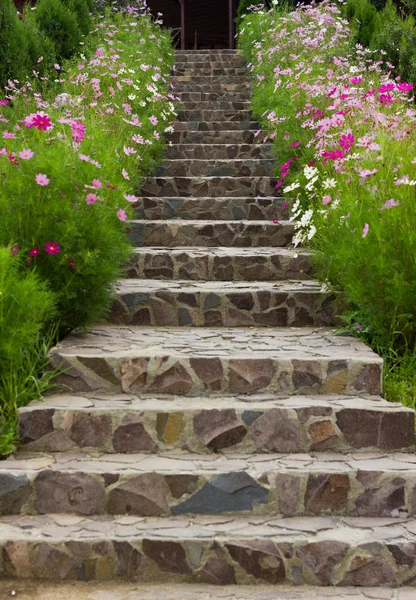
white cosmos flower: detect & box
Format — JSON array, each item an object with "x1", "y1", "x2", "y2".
[
  {"x1": 283, "y1": 182, "x2": 300, "y2": 193},
  {"x1": 323, "y1": 178, "x2": 337, "y2": 189}
]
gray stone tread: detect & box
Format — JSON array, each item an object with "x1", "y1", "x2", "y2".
[
  {"x1": 115, "y1": 279, "x2": 324, "y2": 294},
  {"x1": 19, "y1": 392, "x2": 407, "y2": 413},
  {"x1": 4, "y1": 449, "x2": 416, "y2": 476},
  {"x1": 129, "y1": 219, "x2": 291, "y2": 226},
  {"x1": 131, "y1": 247, "x2": 304, "y2": 259},
  {"x1": 2, "y1": 582, "x2": 412, "y2": 600},
  {"x1": 52, "y1": 326, "x2": 382, "y2": 362},
  {"x1": 0, "y1": 513, "x2": 415, "y2": 542}
]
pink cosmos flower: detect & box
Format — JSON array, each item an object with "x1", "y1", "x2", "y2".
[
  {"x1": 351, "y1": 76, "x2": 362, "y2": 85},
  {"x1": 339, "y1": 133, "x2": 354, "y2": 150},
  {"x1": 3, "y1": 132, "x2": 15, "y2": 139},
  {"x1": 32, "y1": 114, "x2": 52, "y2": 131},
  {"x1": 282, "y1": 201, "x2": 289, "y2": 210},
  {"x1": 149, "y1": 115, "x2": 158, "y2": 126},
  {"x1": 72, "y1": 120, "x2": 86, "y2": 143},
  {"x1": 30, "y1": 247, "x2": 40, "y2": 257},
  {"x1": 275, "y1": 180, "x2": 283, "y2": 189},
  {"x1": 86, "y1": 193, "x2": 98, "y2": 205},
  {"x1": 358, "y1": 168, "x2": 378, "y2": 179},
  {"x1": 379, "y1": 94, "x2": 394, "y2": 105},
  {"x1": 36, "y1": 173, "x2": 50, "y2": 186},
  {"x1": 116, "y1": 209, "x2": 127, "y2": 221},
  {"x1": 322, "y1": 195, "x2": 332, "y2": 205},
  {"x1": 381, "y1": 199, "x2": 400, "y2": 210},
  {"x1": 10, "y1": 245, "x2": 19, "y2": 256},
  {"x1": 0, "y1": 148, "x2": 8, "y2": 156},
  {"x1": 44, "y1": 241, "x2": 60, "y2": 255},
  {"x1": 288, "y1": 141, "x2": 301, "y2": 149},
  {"x1": 54, "y1": 64, "x2": 61, "y2": 70},
  {"x1": 0, "y1": 100, "x2": 9, "y2": 106},
  {"x1": 362, "y1": 224, "x2": 369, "y2": 238},
  {"x1": 8, "y1": 153, "x2": 19, "y2": 165},
  {"x1": 124, "y1": 194, "x2": 139, "y2": 203},
  {"x1": 122, "y1": 169, "x2": 130, "y2": 180},
  {"x1": 123, "y1": 146, "x2": 137, "y2": 156},
  {"x1": 19, "y1": 149, "x2": 34, "y2": 160},
  {"x1": 272, "y1": 219, "x2": 280, "y2": 224},
  {"x1": 379, "y1": 83, "x2": 395, "y2": 93}
]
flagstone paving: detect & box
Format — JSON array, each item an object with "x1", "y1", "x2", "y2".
[{"x1": 2, "y1": 48, "x2": 415, "y2": 593}]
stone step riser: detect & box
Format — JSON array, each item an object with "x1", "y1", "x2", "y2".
[
  {"x1": 173, "y1": 121, "x2": 259, "y2": 132},
  {"x1": 173, "y1": 76, "x2": 247, "y2": 85},
  {"x1": 2, "y1": 529, "x2": 416, "y2": 585},
  {"x1": 167, "y1": 131, "x2": 266, "y2": 144},
  {"x1": 140, "y1": 177, "x2": 278, "y2": 198},
  {"x1": 179, "y1": 101, "x2": 252, "y2": 110},
  {"x1": 177, "y1": 110, "x2": 252, "y2": 122},
  {"x1": 174, "y1": 92, "x2": 251, "y2": 102},
  {"x1": 128, "y1": 249, "x2": 312, "y2": 282},
  {"x1": 157, "y1": 159, "x2": 275, "y2": 178},
  {"x1": 128, "y1": 221, "x2": 293, "y2": 248},
  {"x1": 3, "y1": 460, "x2": 416, "y2": 519},
  {"x1": 133, "y1": 196, "x2": 287, "y2": 221},
  {"x1": 18, "y1": 399, "x2": 415, "y2": 455},
  {"x1": 50, "y1": 351, "x2": 382, "y2": 397},
  {"x1": 165, "y1": 144, "x2": 272, "y2": 160},
  {"x1": 109, "y1": 285, "x2": 339, "y2": 328},
  {"x1": 172, "y1": 84, "x2": 249, "y2": 94},
  {"x1": 174, "y1": 68, "x2": 248, "y2": 76}
]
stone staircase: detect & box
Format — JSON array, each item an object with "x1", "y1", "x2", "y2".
[{"x1": 1, "y1": 49, "x2": 416, "y2": 594}]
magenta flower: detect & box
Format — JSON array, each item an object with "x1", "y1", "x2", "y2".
[
  {"x1": 272, "y1": 219, "x2": 280, "y2": 224},
  {"x1": 288, "y1": 141, "x2": 301, "y2": 149},
  {"x1": 36, "y1": 173, "x2": 50, "y2": 186},
  {"x1": 351, "y1": 76, "x2": 362, "y2": 85},
  {"x1": 282, "y1": 201, "x2": 289, "y2": 210},
  {"x1": 19, "y1": 149, "x2": 34, "y2": 160},
  {"x1": 379, "y1": 94, "x2": 394, "y2": 105},
  {"x1": 149, "y1": 115, "x2": 158, "y2": 126},
  {"x1": 8, "y1": 153, "x2": 19, "y2": 165},
  {"x1": 72, "y1": 120, "x2": 86, "y2": 143},
  {"x1": 86, "y1": 193, "x2": 98, "y2": 205},
  {"x1": 362, "y1": 224, "x2": 369, "y2": 239},
  {"x1": 0, "y1": 100, "x2": 9, "y2": 106},
  {"x1": 381, "y1": 199, "x2": 400, "y2": 210},
  {"x1": 10, "y1": 245, "x2": 19, "y2": 256},
  {"x1": 44, "y1": 241, "x2": 60, "y2": 255},
  {"x1": 379, "y1": 83, "x2": 395, "y2": 93},
  {"x1": 339, "y1": 133, "x2": 354, "y2": 150},
  {"x1": 275, "y1": 180, "x2": 283, "y2": 189},
  {"x1": 397, "y1": 82, "x2": 413, "y2": 93},
  {"x1": 117, "y1": 209, "x2": 127, "y2": 222},
  {"x1": 30, "y1": 247, "x2": 40, "y2": 257},
  {"x1": 32, "y1": 114, "x2": 52, "y2": 131}
]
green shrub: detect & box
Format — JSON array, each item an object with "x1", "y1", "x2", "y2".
[
  {"x1": 21, "y1": 5, "x2": 58, "y2": 78},
  {"x1": 35, "y1": 0, "x2": 81, "y2": 61},
  {"x1": 344, "y1": 0, "x2": 379, "y2": 47},
  {"x1": 237, "y1": 0, "x2": 271, "y2": 26},
  {"x1": 0, "y1": 0, "x2": 29, "y2": 88},
  {"x1": 61, "y1": 0, "x2": 92, "y2": 36}
]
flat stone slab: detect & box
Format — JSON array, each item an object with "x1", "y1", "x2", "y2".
[
  {"x1": 133, "y1": 196, "x2": 285, "y2": 221},
  {"x1": 174, "y1": 67, "x2": 248, "y2": 76},
  {"x1": 1, "y1": 514, "x2": 416, "y2": 584},
  {"x1": 128, "y1": 220, "x2": 293, "y2": 248},
  {"x1": 168, "y1": 131, "x2": 264, "y2": 144},
  {"x1": 2, "y1": 581, "x2": 413, "y2": 599},
  {"x1": 18, "y1": 393, "x2": 414, "y2": 454},
  {"x1": 157, "y1": 159, "x2": 275, "y2": 178},
  {"x1": 173, "y1": 121, "x2": 259, "y2": 132},
  {"x1": 2, "y1": 448, "x2": 416, "y2": 518},
  {"x1": 128, "y1": 247, "x2": 313, "y2": 282},
  {"x1": 108, "y1": 279, "x2": 339, "y2": 327},
  {"x1": 173, "y1": 92, "x2": 252, "y2": 103},
  {"x1": 176, "y1": 110, "x2": 253, "y2": 122},
  {"x1": 49, "y1": 326, "x2": 382, "y2": 396}
]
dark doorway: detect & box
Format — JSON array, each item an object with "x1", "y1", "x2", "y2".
[{"x1": 147, "y1": 0, "x2": 237, "y2": 49}]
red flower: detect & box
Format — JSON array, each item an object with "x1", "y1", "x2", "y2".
[
  {"x1": 44, "y1": 241, "x2": 61, "y2": 255},
  {"x1": 32, "y1": 114, "x2": 52, "y2": 131}
]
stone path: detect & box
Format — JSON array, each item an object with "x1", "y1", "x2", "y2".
[{"x1": 1, "y1": 49, "x2": 415, "y2": 592}]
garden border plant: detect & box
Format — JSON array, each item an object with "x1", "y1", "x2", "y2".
[
  {"x1": 0, "y1": 0, "x2": 177, "y2": 454},
  {"x1": 238, "y1": 0, "x2": 416, "y2": 408}
]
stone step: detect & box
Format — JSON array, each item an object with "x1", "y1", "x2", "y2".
[
  {"x1": 140, "y1": 176, "x2": 278, "y2": 197},
  {"x1": 133, "y1": 196, "x2": 286, "y2": 221},
  {"x1": 179, "y1": 100, "x2": 252, "y2": 110},
  {"x1": 174, "y1": 67, "x2": 247, "y2": 76},
  {"x1": 172, "y1": 83, "x2": 249, "y2": 94},
  {"x1": 174, "y1": 91, "x2": 251, "y2": 102},
  {"x1": 165, "y1": 144, "x2": 272, "y2": 160},
  {"x1": 177, "y1": 109, "x2": 252, "y2": 122},
  {"x1": 49, "y1": 326, "x2": 383, "y2": 396},
  {"x1": 128, "y1": 220, "x2": 293, "y2": 248},
  {"x1": 108, "y1": 280, "x2": 339, "y2": 328},
  {"x1": 157, "y1": 159, "x2": 275, "y2": 178},
  {"x1": 175, "y1": 49, "x2": 242, "y2": 55},
  {"x1": 18, "y1": 393, "x2": 414, "y2": 455},
  {"x1": 1, "y1": 514, "x2": 416, "y2": 585},
  {"x1": 128, "y1": 247, "x2": 312, "y2": 282},
  {"x1": 3, "y1": 450, "x2": 416, "y2": 518},
  {"x1": 173, "y1": 121, "x2": 259, "y2": 132},
  {"x1": 167, "y1": 130, "x2": 265, "y2": 144},
  {"x1": 173, "y1": 76, "x2": 248, "y2": 85},
  {"x1": 4, "y1": 583, "x2": 413, "y2": 600}
]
